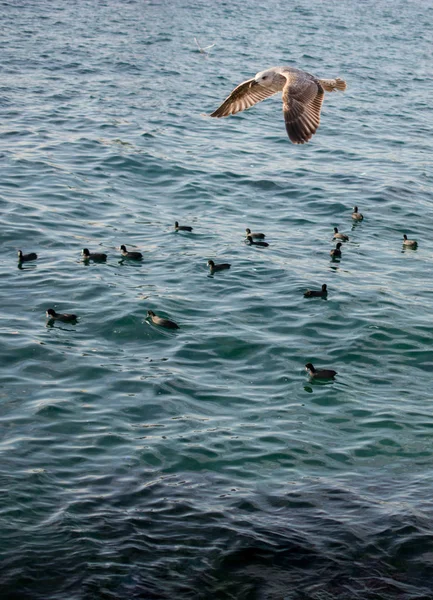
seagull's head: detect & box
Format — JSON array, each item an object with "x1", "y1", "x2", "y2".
[{"x1": 254, "y1": 69, "x2": 277, "y2": 87}]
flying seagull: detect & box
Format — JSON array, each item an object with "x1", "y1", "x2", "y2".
[
  {"x1": 194, "y1": 37, "x2": 215, "y2": 56},
  {"x1": 210, "y1": 66, "x2": 347, "y2": 144}
]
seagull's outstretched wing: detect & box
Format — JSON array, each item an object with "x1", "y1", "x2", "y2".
[
  {"x1": 195, "y1": 38, "x2": 215, "y2": 54},
  {"x1": 210, "y1": 79, "x2": 278, "y2": 118},
  {"x1": 282, "y1": 74, "x2": 324, "y2": 144}
]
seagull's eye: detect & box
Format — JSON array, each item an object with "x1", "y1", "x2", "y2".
[{"x1": 262, "y1": 76, "x2": 267, "y2": 80}]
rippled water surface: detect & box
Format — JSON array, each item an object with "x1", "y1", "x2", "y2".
[{"x1": 1, "y1": 0, "x2": 433, "y2": 598}]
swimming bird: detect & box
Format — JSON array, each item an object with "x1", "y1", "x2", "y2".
[
  {"x1": 245, "y1": 228, "x2": 266, "y2": 240},
  {"x1": 403, "y1": 234, "x2": 417, "y2": 247},
  {"x1": 208, "y1": 259, "x2": 231, "y2": 273},
  {"x1": 305, "y1": 363, "x2": 337, "y2": 379},
  {"x1": 352, "y1": 206, "x2": 363, "y2": 220},
  {"x1": 18, "y1": 250, "x2": 37, "y2": 262},
  {"x1": 147, "y1": 310, "x2": 179, "y2": 329},
  {"x1": 46, "y1": 308, "x2": 77, "y2": 322},
  {"x1": 82, "y1": 248, "x2": 107, "y2": 261},
  {"x1": 333, "y1": 227, "x2": 349, "y2": 241},
  {"x1": 120, "y1": 245, "x2": 143, "y2": 260},
  {"x1": 210, "y1": 66, "x2": 347, "y2": 144},
  {"x1": 246, "y1": 234, "x2": 269, "y2": 247},
  {"x1": 330, "y1": 242, "x2": 342, "y2": 258},
  {"x1": 304, "y1": 284, "x2": 328, "y2": 298},
  {"x1": 174, "y1": 221, "x2": 193, "y2": 232}
]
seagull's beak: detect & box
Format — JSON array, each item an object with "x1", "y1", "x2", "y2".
[{"x1": 250, "y1": 80, "x2": 259, "y2": 88}]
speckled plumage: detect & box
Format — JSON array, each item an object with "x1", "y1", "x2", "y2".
[{"x1": 210, "y1": 66, "x2": 346, "y2": 144}]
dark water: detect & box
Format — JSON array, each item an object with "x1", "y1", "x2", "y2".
[{"x1": 1, "y1": 0, "x2": 433, "y2": 598}]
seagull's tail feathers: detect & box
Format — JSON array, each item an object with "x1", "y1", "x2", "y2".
[{"x1": 319, "y1": 77, "x2": 347, "y2": 92}]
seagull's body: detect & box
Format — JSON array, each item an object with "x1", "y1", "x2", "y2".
[{"x1": 210, "y1": 65, "x2": 346, "y2": 144}]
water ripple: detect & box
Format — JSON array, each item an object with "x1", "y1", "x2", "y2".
[{"x1": 1, "y1": 0, "x2": 433, "y2": 597}]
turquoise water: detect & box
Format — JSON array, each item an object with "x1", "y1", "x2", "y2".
[{"x1": 1, "y1": 0, "x2": 433, "y2": 597}]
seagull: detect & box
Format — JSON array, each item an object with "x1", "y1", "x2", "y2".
[
  {"x1": 210, "y1": 66, "x2": 347, "y2": 144},
  {"x1": 194, "y1": 37, "x2": 215, "y2": 56}
]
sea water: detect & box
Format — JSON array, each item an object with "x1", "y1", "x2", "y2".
[{"x1": 1, "y1": 0, "x2": 433, "y2": 597}]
